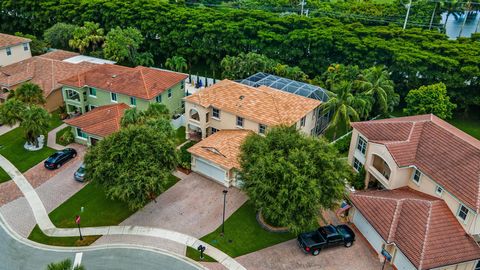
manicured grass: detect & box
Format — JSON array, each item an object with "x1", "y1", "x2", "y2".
[
  {"x1": 0, "y1": 111, "x2": 63, "y2": 174},
  {"x1": 0, "y1": 167, "x2": 10, "y2": 183},
  {"x1": 448, "y1": 115, "x2": 480, "y2": 140},
  {"x1": 175, "y1": 126, "x2": 187, "y2": 145},
  {"x1": 55, "y1": 126, "x2": 72, "y2": 146},
  {"x1": 28, "y1": 174, "x2": 180, "y2": 246},
  {"x1": 186, "y1": 202, "x2": 295, "y2": 261}
]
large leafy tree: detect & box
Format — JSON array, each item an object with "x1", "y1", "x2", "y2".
[
  {"x1": 165, "y1": 55, "x2": 188, "y2": 72},
  {"x1": 21, "y1": 105, "x2": 51, "y2": 147},
  {"x1": 12, "y1": 83, "x2": 45, "y2": 105},
  {"x1": 84, "y1": 123, "x2": 178, "y2": 210},
  {"x1": 322, "y1": 81, "x2": 370, "y2": 139},
  {"x1": 404, "y1": 82, "x2": 457, "y2": 119},
  {"x1": 103, "y1": 26, "x2": 151, "y2": 66},
  {"x1": 46, "y1": 259, "x2": 85, "y2": 270},
  {"x1": 357, "y1": 66, "x2": 398, "y2": 115},
  {"x1": 69, "y1": 21, "x2": 105, "y2": 54},
  {"x1": 43, "y1": 23, "x2": 78, "y2": 50},
  {"x1": 239, "y1": 126, "x2": 351, "y2": 234}
]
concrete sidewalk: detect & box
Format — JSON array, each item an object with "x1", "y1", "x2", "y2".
[
  {"x1": 47, "y1": 123, "x2": 68, "y2": 150},
  {"x1": 0, "y1": 154, "x2": 247, "y2": 270}
]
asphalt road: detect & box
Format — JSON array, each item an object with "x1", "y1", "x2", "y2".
[{"x1": 0, "y1": 224, "x2": 203, "y2": 270}]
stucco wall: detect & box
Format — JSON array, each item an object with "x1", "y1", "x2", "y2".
[
  {"x1": 45, "y1": 88, "x2": 63, "y2": 112},
  {"x1": 0, "y1": 43, "x2": 31, "y2": 67}
]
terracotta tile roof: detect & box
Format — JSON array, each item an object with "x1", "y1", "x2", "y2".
[
  {"x1": 350, "y1": 188, "x2": 480, "y2": 269},
  {"x1": 188, "y1": 129, "x2": 253, "y2": 170},
  {"x1": 59, "y1": 65, "x2": 188, "y2": 100},
  {"x1": 64, "y1": 103, "x2": 130, "y2": 137},
  {"x1": 0, "y1": 51, "x2": 97, "y2": 97},
  {"x1": 351, "y1": 114, "x2": 480, "y2": 212},
  {"x1": 0, "y1": 33, "x2": 30, "y2": 49},
  {"x1": 39, "y1": 50, "x2": 79, "y2": 61},
  {"x1": 185, "y1": 80, "x2": 321, "y2": 127}
]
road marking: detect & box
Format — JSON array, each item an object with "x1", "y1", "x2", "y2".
[{"x1": 73, "y1": 252, "x2": 83, "y2": 269}]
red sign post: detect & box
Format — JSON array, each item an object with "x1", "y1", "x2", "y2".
[{"x1": 75, "y1": 215, "x2": 83, "y2": 240}]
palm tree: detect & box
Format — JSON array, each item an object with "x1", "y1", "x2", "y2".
[
  {"x1": 46, "y1": 259, "x2": 85, "y2": 270},
  {"x1": 69, "y1": 21, "x2": 105, "y2": 54},
  {"x1": 458, "y1": 1, "x2": 473, "y2": 37},
  {"x1": 165, "y1": 56, "x2": 188, "y2": 72},
  {"x1": 0, "y1": 99, "x2": 26, "y2": 126},
  {"x1": 322, "y1": 81, "x2": 368, "y2": 140},
  {"x1": 142, "y1": 103, "x2": 170, "y2": 120},
  {"x1": 356, "y1": 66, "x2": 395, "y2": 115},
  {"x1": 120, "y1": 107, "x2": 141, "y2": 128},
  {"x1": 444, "y1": 0, "x2": 462, "y2": 27},
  {"x1": 21, "y1": 105, "x2": 51, "y2": 147},
  {"x1": 13, "y1": 83, "x2": 45, "y2": 105}
]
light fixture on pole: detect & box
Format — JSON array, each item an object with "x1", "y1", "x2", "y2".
[{"x1": 221, "y1": 189, "x2": 228, "y2": 236}]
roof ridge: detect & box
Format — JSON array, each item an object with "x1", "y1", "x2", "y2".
[
  {"x1": 139, "y1": 68, "x2": 149, "y2": 98},
  {"x1": 418, "y1": 201, "x2": 434, "y2": 270},
  {"x1": 387, "y1": 199, "x2": 403, "y2": 242}
]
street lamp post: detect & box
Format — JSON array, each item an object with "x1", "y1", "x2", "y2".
[
  {"x1": 221, "y1": 189, "x2": 228, "y2": 236},
  {"x1": 75, "y1": 215, "x2": 83, "y2": 241}
]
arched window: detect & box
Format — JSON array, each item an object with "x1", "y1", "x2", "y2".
[
  {"x1": 372, "y1": 154, "x2": 391, "y2": 180},
  {"x1": 65, "y1": 89, "x2": 80, "y2": 101},
  {"x1": 190, "y1": 108, "x2": 200, "y2": 121}
]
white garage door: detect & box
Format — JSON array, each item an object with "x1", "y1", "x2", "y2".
[
  {"x1": 195, "y1": 158, "x2": 227, "y2": 185},
  {"x1": 353, "y1": 209, "x2": 385, "y2": 253}
]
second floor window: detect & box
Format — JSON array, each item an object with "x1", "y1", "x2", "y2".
[
  {"x1": 156, "y1": 95, "x2": 162, "y2": 103},
  {"x1": 458, "y1": 205, "x2": 469, "y2": 222},
  {"x1": 236, "y1": 116, "x2": 244, "y2": 127},
  {"x1": 353, "y1": 158, "x2": 362, "y2": 172},
  {"x1": 212, "y1": 107, "x2": 220, "y2": 119},
  {"x1": 259, "y1": 124, "x2": 267, "y2": 134},
  {"x1": 111, "y1": 92, "x2": 117, "y2": 102},
  {"x1": 23, "y1": 43, "x2": 29, "y2": 51},
  {"x1": 130, "y1": 96, "x2": 136, "y2": 106},
  {"x1": 6, "y1": 47, "x2": 11, "y2": 56},
  {"x1": 300, "y1": 116, "x2": 306, "y2": 127},
  {"x1": 356, "y1": 136, "x2": 367, "y2": 155},
  {"x1": 168, "y1": 89, "x2": 172, "y2": 98},
  {"x1": 89, "y1": 88, "x2": 96, "y2": 97},
  {"x1": 65, "y1": 89, "x2": 80, "y2": 101},
  {"x1": 412, "y1": 169, "x2": 421, "y2": 184},
  {"x1": 181, "y1": 81, "x2": 185, "y2": 89}
]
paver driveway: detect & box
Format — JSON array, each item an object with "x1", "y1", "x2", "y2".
[
  {"x1": 202, "y1": 226, "x2": 384, "y2": 270},
  {"x1": 94, "y1": 172, "x2": 248, "y2": 255}
]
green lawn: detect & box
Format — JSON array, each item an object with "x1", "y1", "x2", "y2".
[
  {"x1": 186, "y1": 202, "x2": 295, "y2": 261},
  {"x1": 28, "y1": 174, "x2": 180, "y2": 246},
  {"x1": 0, "y1": 167, "x2": 10, "y2": 183},
  {"x1": 55, "y1": 126, "x2": 72, "y2": 146},
  {"x1": 175, "y1": 126, "x2": 187, "y2": 145}
]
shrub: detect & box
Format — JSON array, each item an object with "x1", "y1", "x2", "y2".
[
  {"x1": 179, "y1": 141, "x2": 196, "y2": 170},
  {"x1": 350, "y1": 166, "x2": 366, "y2": 190},
  {"x1": 59, "y1": 129, "x2": 75, "y2": 145},
  {"x1": 332, "y1": 133, "x2": 352, "y2": 155}
]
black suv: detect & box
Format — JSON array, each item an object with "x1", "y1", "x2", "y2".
[
  {"x1": 44, "y1": 148, "x2": 77, "y2": 170},
  {"x1": 297, "y1": 224, "x2": 355, "y2": 256}
]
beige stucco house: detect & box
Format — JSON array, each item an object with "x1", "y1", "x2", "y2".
[
  {"x1": 0, "y1": 33, "x2": 31, "y2": 67},
  {"x1": 184, "y1": 79, "x2": 322, "y2": 186},
  {"x1": 346, "y1": 114, "x2": 480, "y2": 270}
]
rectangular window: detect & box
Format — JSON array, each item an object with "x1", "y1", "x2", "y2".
[
  {"x1": 412, "y1": 169, "x2": 421, "y2": 184},
  {"x1": 236, "y1": 116, "x2": 244, "y2": 127},
  {"x1": 475, "y1": 261, "x2": 480, "y2": 270},
  {"x1": 300, "y1": 116, "x2": 306, "y2": 127},
  {"x1": 353, "y1": 157, "x2": 362, "y2": 172},
  {"x1": 23, "y1": 43, "x2": 29, "y2": 51},
  {"x1": 89, "y1": 87, "x2": 96, "y2": 97},
  {"x1": 6, "y1": 47, "x2": 11, "y2": 56},
  {"x1": 212, "y1": 107, "x2": 220, "y2": 119},
  {"x1": 168, "y1": 89, "x2": 172, "y2": 98},
  {"x1": 435, "y1": 185, "x2": 443, "y2": 196},
  {"x1": 130, "y1": 96, "x2": 136, "y2": 106},
  {"x1": 111, "y1": 92, "x2": 117, "y2": 102},
  {"x1": 181, "y1": 81, "x2": 185, "y2": 89},
  {"x1": 259, "y1": 124, "x2": 267, "y2": 134},
  {"x1": 76, "y1": 128, "x2": 87, "y2": 139},
  {"x1": 458, "y1": 205, "x2": 469, "y2": 222},
  {"x1": 211, "y1": 127, "x2": 218, "y2": 135},
  {"x1": 206, "y1": 112, "x2": 209, "y2": 122},
  {"x1": 356, "y1": 136, "x2": 367, "y2": 155},
  {"x1": 155, "y1": 95, "x2": 162, "y2": 103}
]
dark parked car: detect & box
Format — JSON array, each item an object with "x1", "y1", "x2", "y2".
[
  {"x1": 74, "y1": 163, "x2": 85, "y2": 182},
  {"x1": 297, "y1": 224, "x2": 355, "y2": 256},
  {"x1": 44, "y1": 148, "x2": 77, "y2": 170}
]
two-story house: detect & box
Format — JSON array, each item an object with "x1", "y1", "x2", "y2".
[
  {"x1": 346, "y1": 114, "x2": 480, "y2": 270},
  {"x1": 0, "y1": 50, "x2": 99, "y2": 111},
  {"x1": 184, "y1": 79, "x2": 322, "y2": 186},
  {"x1": 0, "y1": 33, "x2": 31, "y2": 67},
  {"x1": 60, "y1": 64, "x2": 187, "y2": 117}
]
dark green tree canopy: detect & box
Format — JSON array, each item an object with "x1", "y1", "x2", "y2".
[
  {"x1": 103, "y1": 26, "x2": 151, "y2": 66},
  {"x1": 84, "y1": 123, "x2": 178, "y2": 210},
  {"x1": 239, "y1": 126, "x2": 351, "y2": 233},
  {"x1": 43, "y1": 23, "x2": 78, "y2": 50},
  {"x1": 404, "y1": 82, "x2": 457, "y2": 119}
]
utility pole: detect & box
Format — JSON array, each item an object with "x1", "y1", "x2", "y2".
[
  {"x1": 403, "y1": 0, "x2": 412, "y2": 30},
  {"x1": 299, "y1": 0, "x2": 306, "y2": 16}
]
